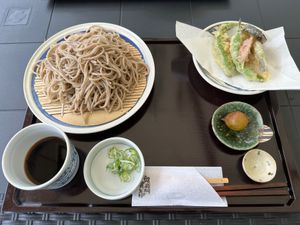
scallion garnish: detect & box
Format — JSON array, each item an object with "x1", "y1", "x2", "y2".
[{"x1": 106, "y1": 146, "x2": 140, "y2": 182}]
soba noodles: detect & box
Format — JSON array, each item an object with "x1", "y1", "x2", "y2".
[{"x1": 34, "y1": 26, "x2": 149, "y2": 116}]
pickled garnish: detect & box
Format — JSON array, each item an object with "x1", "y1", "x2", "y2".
[{"x1": 222, "y1": 111, "x2": 249, "y2": 131}]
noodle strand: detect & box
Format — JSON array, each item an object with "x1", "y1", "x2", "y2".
[{"x1": 34, "y1": 26, "x2": 149, "y2": 115}]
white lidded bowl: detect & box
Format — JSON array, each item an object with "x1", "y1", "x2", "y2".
[{"x1": 84, "y1": 137, "x2": 145, "y2": 200}]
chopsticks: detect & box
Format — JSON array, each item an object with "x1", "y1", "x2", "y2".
[
  {"x1": 213, "y1": 182, "x2": 290, "y2": 197},
  {"x1": 206, "y1": 178, "x2": 229, "y2": 184},
  {"x1": 217, "y1": 188, "x2": 289, "y2": 197},
  {"x1": 205, "y1": 179, "x2": 289, "y2": 197},
  {"x1": 213, "y1": 182, "x2": 287, "y2": 191}
]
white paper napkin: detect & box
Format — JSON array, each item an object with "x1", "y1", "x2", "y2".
[
  {"x1": 176, "y1": 21, "x2": 300, "y2": 90},
  {"x1": 132, "y1": 166, "x2": 227, "y2": 207}
]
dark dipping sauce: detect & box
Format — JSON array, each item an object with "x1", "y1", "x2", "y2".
[{"x1": 24, "y1": 137, "x2": 67, "y2": 185}]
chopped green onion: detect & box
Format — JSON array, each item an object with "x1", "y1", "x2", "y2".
[
  {"x1": 108, "y1": 146, "x2": 123, "y2": 159},
  {"x1": 106, "y1": 146, "x2": 140, "y2": 182},
  {"x1": 119, "y1": 171, "x2": 131, "y2": 182}
]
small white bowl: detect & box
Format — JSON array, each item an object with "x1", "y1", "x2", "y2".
[
  {"x1": 84, "y1": 137, "x2": 145, "y2": 200},
  {"x1": 242, "y1": 149, "x2": 277, "y2": 183}
]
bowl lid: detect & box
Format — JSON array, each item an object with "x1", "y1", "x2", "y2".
[{"x1": 242, "y1": 149, "x2": 277, "y2": 183}]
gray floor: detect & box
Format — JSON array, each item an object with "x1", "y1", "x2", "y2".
[{"x1": 1, "y1": 0, "x2": 300, "y2": 224}]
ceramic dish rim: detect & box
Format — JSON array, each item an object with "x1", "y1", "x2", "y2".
[
  {"x1": 211, "y1": 101, "x2": 264, "y2": 151},
  {"x1": 242, "y1": 148, "x2": 277, "y2": 183},
  {"x1": 83, "y1": 137, "x2": 145, "y2": 200}
]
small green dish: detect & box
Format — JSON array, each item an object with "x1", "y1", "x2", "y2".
[{"x1": 212, "y1": 101, "x2": 263, "y2": 151}]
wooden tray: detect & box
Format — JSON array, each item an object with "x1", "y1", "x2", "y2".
[{"x1": 3, "y1": 41, "x2": 300, "y2": 213}]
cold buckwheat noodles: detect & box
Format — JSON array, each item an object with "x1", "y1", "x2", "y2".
[{"x1": 34, "y1": 26, "x2": 149, "y2": 116}]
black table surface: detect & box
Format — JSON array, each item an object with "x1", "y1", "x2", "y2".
[{"x1": 1, "y1": 0, "x2": 300, "y2": 224}]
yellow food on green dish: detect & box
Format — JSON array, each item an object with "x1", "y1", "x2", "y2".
[{"x1": 222, "y1": 111, "x2": 249, "y2": 131}]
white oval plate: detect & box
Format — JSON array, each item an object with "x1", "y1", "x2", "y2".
[
  {"x1": 192, "y1": 21, "x2": 265, "y2": 95},
  {"x1": 23, "y1": 23, "x2": 155, "y2": 134}
]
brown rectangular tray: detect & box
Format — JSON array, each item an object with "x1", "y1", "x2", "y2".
[{"x1": 4, "y1": 41, "x2": 300, "y2": 213}]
